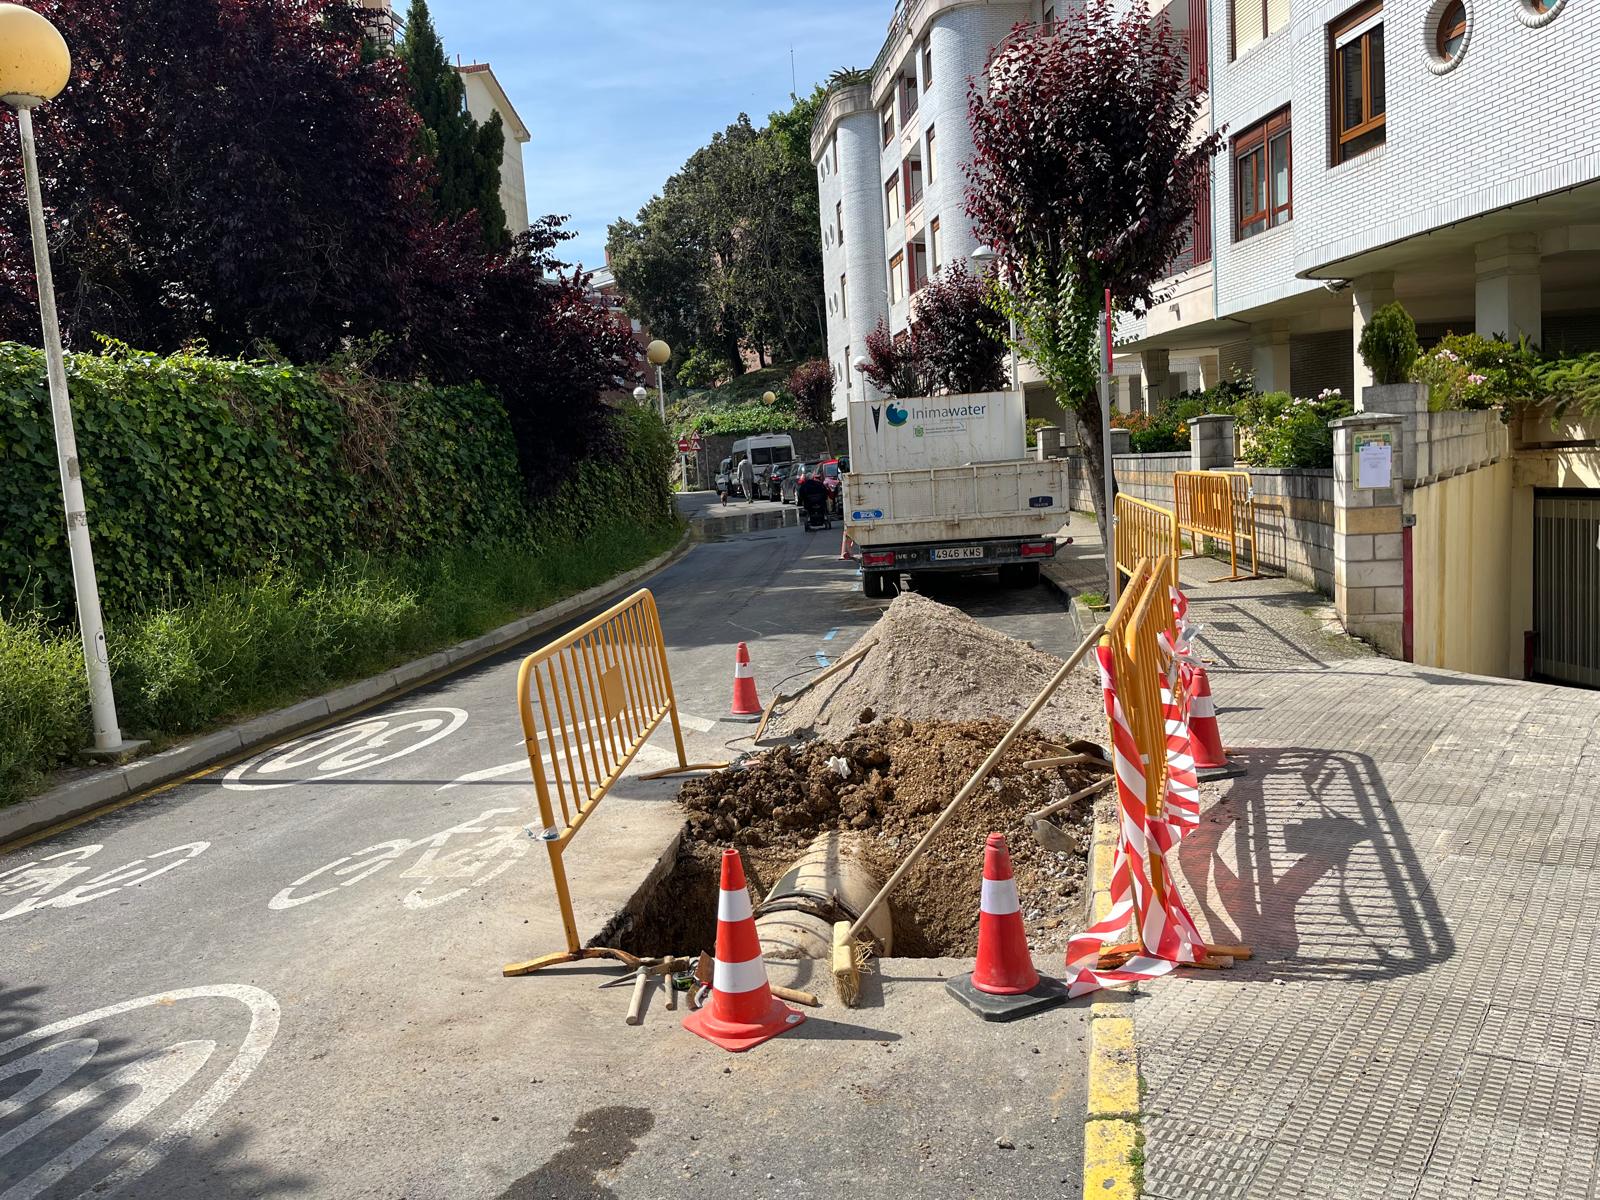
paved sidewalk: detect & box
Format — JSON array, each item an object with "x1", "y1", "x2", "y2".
[{"x1": 1050, "y1": 531, "x2": 1600, "y2": 1200}]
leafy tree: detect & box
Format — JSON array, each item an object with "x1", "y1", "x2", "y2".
[
  {"x1": 861, "y1": 318, "x2": 935, "y2": 400},
  {"x1": 912, "y1": 260, "x2": 1009, "y2": 395},
  {"x1": 606, "y1": 91, "x2": 825, "y2": 378},
  {"x1": 399, "y1": 0, "x2": 509, "y2": 250},
  {"x1": 788, "y1": 358, "x2": 836, "y2": 452},
  {"x1": 966, "y1": 1, "x2": 1221, "y2": 548}
]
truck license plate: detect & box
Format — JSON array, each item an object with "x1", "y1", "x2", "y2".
[{"x1": 932, "y1": 546, "x2": 985, "y2": 561}]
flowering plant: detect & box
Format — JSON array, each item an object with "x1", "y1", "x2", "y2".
[{"x1": 1410, "y1": 332, "x2": 1539, "y2": 411}]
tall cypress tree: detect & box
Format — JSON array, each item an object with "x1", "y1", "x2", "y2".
[{"x1": 400, "y1": 0, "x2": 509, "y2": 249}]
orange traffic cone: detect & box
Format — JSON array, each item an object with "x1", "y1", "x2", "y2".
[
  {"x1": 839, "y1": 532, "x2": 852, "y2": 561},
  {"x1": 946, "y1": 833, "x2": 1069, "y2": 1021},
  {"x1": 1185, "y1": 664, "x2": 1245, "y2": 781},
  {"x1": 730, "y1": 642, "x2": 762, "y2": 717},
  {"x1": 683, "y1": 848, "x2": 806, "y2": 1051}
]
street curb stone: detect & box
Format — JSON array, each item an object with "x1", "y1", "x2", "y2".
[{"x1": 0, "y1": 532, "x2": 693, "y2": 846}]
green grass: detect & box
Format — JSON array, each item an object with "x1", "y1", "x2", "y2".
[{"x1": 0, "y1": 520, "x2": 682, "y2": 806}]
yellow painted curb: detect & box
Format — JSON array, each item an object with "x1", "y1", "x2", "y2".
[
  {"x1": 1082, "y1": 811, "x2": 1143, "y2": 1198},
  {"x1": 1084, "y1": 1119, "x2": 1139, "y2": 1200}
]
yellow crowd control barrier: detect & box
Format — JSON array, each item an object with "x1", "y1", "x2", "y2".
[
  {"x1": 1173, "y1": 470, "x2": 1260, "y2": 581},
  {"x1": 1113, "y1": 494, "x2": 1179, "y2": 595},
  {"x1": 503, "y1": 589, "x2": 726, "y2": 977}
]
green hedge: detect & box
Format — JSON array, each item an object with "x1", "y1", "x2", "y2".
[{"x1": 0, "y1": 343, "x2": 529, "y2": 615}]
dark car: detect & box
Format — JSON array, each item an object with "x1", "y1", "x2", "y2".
[
  {"x1": 760, "y1": 459, "x2": 793, "y2": 501},
  {"x1": 781, "y1": 460, "x2": 819, "y2": 505}
]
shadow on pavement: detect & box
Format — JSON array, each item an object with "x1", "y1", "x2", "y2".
[{"x1": 1178, "y1": 747, "x2": 1454, "y2": 983}]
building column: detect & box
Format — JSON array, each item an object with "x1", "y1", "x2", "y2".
[
  {"x1": 1331, "y1": 412, "x2": 1407, "y2": 659},
  {"x1": 1475, "y1": 234, "x2": 1542, "y2": 345},
  {"x1": 1140, "y1": 349, "x2": 1171, "y2": 412},
  {"x1": 1250, "y1": 322, "x2": 1291, "y2": 393},
  {"x1": 1351, "y1": 272, "x2": 1395, "y2": 396},
  {"x1": 1200, "y1": 354, "x2": 1220, "y2": 390}
]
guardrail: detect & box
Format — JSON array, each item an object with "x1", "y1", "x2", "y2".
[
  {"x1": 1173, "y1": 470, "x2": 1260, "y2": 581},
  {"x1": 503, "y1": 589, "x2": 726, "y2": 977},
  {"x1": 1113, "y1": 494, "x2": 1179, "y2": 594}
]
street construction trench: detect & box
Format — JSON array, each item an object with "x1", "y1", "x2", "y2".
[{"x1": 619, "y1": 593, "x2": 1112, "y2": 964}]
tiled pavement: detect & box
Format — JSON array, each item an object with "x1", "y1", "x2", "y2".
[{"x1": 1047, "y1": 529, "x2": 1600, "y2": 1200}]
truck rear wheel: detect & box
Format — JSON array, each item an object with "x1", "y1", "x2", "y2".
[{"x1": 863, "y1": 571, "x2": 898, "y2": 600}]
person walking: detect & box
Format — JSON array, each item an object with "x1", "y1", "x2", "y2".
[{"x1": 736, "y1": 456, "x2": 755, "y2": 504}]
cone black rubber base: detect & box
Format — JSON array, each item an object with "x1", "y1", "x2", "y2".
[
  {"x1": 1195, "y1": 758, "x2": 1247, "y2": 782},
  {"x1": 945, "y1": 972, "x2": 1071, "y2": 1022}
]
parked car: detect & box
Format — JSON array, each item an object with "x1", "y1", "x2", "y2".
[
  {"x1": 759, "y1": 459, "x2": 792, "y2": 501},
  {"x1": 816, "y1": 459, "x2": 844, "y2": 514},
  {"x1": 781, "y1": 460, "x2": 820, "y2": 505}
]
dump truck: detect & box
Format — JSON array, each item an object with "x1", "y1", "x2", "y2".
[{"x1": 843, "y1": 390, "x2": 1069, "y2": 598}]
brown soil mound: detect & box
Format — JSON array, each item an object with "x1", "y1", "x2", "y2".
[
  {"x1": 772, "y1": 591, "x2": 1105, "y2": 741},
  {"x1": 621, "y1": 719, "x2": 1104, "y2": 960}
]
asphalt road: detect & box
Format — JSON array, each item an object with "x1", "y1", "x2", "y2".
[{"x1": 0, "y1": 494, "x2": 1090, "y2": 1200}]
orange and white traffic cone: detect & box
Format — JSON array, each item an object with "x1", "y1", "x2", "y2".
[
  {"x1": 839, "y1": 532, "x2": 852, "y2": 561},
  {"x1": 1185, "y1": 664, "x2": 1245, "y2": 781},
  {"x1": 683, "y1": 848, "x2": 806, "y2": 1052},
  {"x1": 946, "y1": 833, "x2": 1069, "y2": 1021},
  {"x1": 730, "y1": 642, "x2": 762, "y2": 718}
]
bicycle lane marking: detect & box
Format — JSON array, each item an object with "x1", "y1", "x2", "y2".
[
  {"x1": 0, "y1": 985, "x2": 280, "y2": 1200},
  {"x1": 222, "y1": 707, "x2": 469, "y2": 792}
]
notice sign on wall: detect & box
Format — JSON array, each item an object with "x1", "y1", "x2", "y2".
[{"x1": 1354, "y1": 432, "x2": 1394, "y2": 490}]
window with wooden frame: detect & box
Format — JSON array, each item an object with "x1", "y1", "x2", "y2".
[
  {"x1": 925, "y1": 125, "x2": 937, "y2": 183},
  {"x1": 881, "y1": 102, "x2": 895, "y2": 146},
  {"x1": 840, "y1": 273, "x2": 848, "y2": 320},
  {"x1": 885, "y1": 172, "x2": 901, "y2": 226},
  {"x1": 1234, "y1": 108, "x2": 1291, "y2": 240},
  {"x1": 1331, "y1": 2, "x2": 1385, "y2": 163},
  {"x1": 836, "y1": 200, "x2": 844, "y2": 245},
  {"x1": 921, "y1": 38, "x2": 933, "y2": 86},
  {"x1": 889, "y1": 251, "x2": 905, "y2": 304},
  {"x1": 903, "y1": 152, "x2": 924, "y2": 209},
  {"x1": 929, "y1": 216, "x2": 941, "y2": 273},
  {"x1": 1043, "y1": 5, "x2": 1056, "y2": 33},
  {"x1": 900, "y1": 73, "x2": 919, "y2": 122},
  {"x1": 1234, "y1": 0, "x2": 1288, "y2": 57},
  {"x1": 909, "y1": 237, "x2": 929, "y2": 294},
  {"x1": 1435, "y1": 0, "x2": 1466, "y2": 59}
]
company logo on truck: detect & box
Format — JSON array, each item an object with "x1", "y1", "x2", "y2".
[
  {"x1": 870, "y1": 400, "x2": 983, "y2": 435},
  {"x1": 885, "y1": 402, "x2": 909, "y2": 428}
]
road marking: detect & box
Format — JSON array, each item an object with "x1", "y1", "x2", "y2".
[
  {"x1": 438, "y1": 739, "x2": 676, "y2": 793},
  {"x1": 0, "y1": 985, "x2": 280, "y2": 1200},
  {"x1": 0, "y1": 842, "x2": 209, "y2": 923},
  {"x1": 815, "y1": 653, "x2": 831, "y2": 668},
  {"x1": 823, "y1": 628, "x2": 839, "y2": 641},
  {"x1": 223, "y1": 707, "x2": 468, "y2": 791}
]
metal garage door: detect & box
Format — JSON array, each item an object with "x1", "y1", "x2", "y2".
[{"x1": 1534, "y1": 490, "x2": 1600, "y2": 688}]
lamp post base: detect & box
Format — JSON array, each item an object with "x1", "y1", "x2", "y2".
[{"x1": 84, "y1": 737, "x2": 149, "y2": 764}]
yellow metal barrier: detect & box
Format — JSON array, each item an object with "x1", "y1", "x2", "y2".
[
  {"x1": 1113, "y1": 494, "x2": 1179, "y2": 594},
  {"x1": 1173, "y1": 470, "x2": 1260, "y2": 581},
  {"x1": 503, "y1": 589, "x2": 726, "y2": 977}
]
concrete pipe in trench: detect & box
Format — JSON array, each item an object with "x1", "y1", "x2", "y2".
[{"x1": 753, "y1": 831, "x2": 893, "y2": 960}]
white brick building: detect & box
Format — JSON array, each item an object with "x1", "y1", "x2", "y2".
[{"x1": 1123, "y1": 0, "x2": 1600, "y2": 404}]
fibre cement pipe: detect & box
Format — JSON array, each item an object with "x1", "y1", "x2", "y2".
[{"x1": 754, "y1": 831, "x2": 894, "y2": 960}]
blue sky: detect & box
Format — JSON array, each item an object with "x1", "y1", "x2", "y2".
[{"x1": 405, "y1": 1, "x2": 890, "y2": 272}]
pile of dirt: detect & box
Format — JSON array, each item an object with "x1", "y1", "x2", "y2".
[
  {"x1": 771, "y1": 591, "x2": 1105, "y2": 741},
  {"x1": 620, "y1": 719, "x2": 1106, "y2": 960}
]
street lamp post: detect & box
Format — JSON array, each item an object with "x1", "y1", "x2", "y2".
[
  {"x1": 646, "y1": 339, "x2": 671, "y2": 422},
  {"x1": 1, "y1": 5, "x2": 140, "y2": 758},
  {"x1": 970, "y1": 246, "x2": 1019, "y2": 391}
]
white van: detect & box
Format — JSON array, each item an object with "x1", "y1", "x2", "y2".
[{"x1": 730, "y1": 434, "x2": 796, "y2": 499}]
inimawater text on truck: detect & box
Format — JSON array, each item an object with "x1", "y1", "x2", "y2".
[{"x1": 843, "y1": 390, "x2": 1068, "y2": 598}]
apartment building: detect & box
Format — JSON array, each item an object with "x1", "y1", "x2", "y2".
[
  {"x1": 812, "y1": 0, "x2": 1058, "y2": 410},
  {"x1": 1122, "y1": 0, "x2": 1600, "y2": 403},
  {"x1": 458, "y1": 63, "x2": 532, "y2": 238}
]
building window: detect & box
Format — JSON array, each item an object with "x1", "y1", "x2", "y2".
[
  {"x1": 1234, "y1": 0, "x2": 1289, "y2": 57},
  {"x1": 832, "y1": 132, "x2": 839, "y2": 174},
  {"x1": 903, "y1": 152, "x2": 924, "y2": 209},
  {"x1": 921, "y1": 37, "x2": 933, "y2": 85},
  {"x1": 929, "y1": 216, "x2": 941, "y2": 273},
  {"x1": 900, "y1": 73, "x2": 919, "y2": 122},
  {"x1": 1233, "y1": 108, "x2": 1291, "y2": 240},
  {"x1": 889, "y1": 251, "x2": 905, "y2": 304},
  {"x1": 836, "y1": 200, "x2": 844, "y2": 244},
  {"x1": 1043, "y1": 5, "x2": 1056, "y2": 33},
  {"x1": 885, "y1": 172, "x2": 901, "y2": 226},
  {"x1": 1332, "y1": 2, "x2": 1386, "y2": 163},
  {"x1": 1434, "y1": 0, "x2": 1466, "y2": 58},
  {"x1": 925, "y1": 126, "x2": 937, "y2": 183},
  {"x1": 909, "y1": 236, "x2": 929, "y2": 294},
  {"x1": 840, "y1": 273, "x2": 848, "y2": 320},
  {"x1": 1516, "y1": 0, "x2": 1564, "y2": 25},
  {"x1": 844, "y1": 346, "x2": 851, "y2": 390},
  {"x1": 881, "y1": 102, "x2": 895, "y2": 147}
]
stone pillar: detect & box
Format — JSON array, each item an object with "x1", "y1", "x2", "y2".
[
  {"x1": 1109, "y1": 428, "x2": 1132, "y2": 456},
  {"x1": 1200, "y1": 354, "x2": 1221, "y2": 390},
  {"x1": 1331, "y1": 412, "x2": 1407, "y2": 658},
  {"x1": 1188, "y1": 414, "x2": 1236, "y2": 471},
  {"x1": 1250, "y1": 322, "x2": 1292, "y2": 393},
  {"x1": 1475, "y1": 234, "x2": 1542, "y2": 345},
  {"x1": 1140, "y1": 348, "x2": 1172, "y2": 411},
  {"x1": 1034, "y1": 425, "x2": 1063, "y2": 460},
  {"x1": 1351, "y1": 272, "x2": 1396, "y2": 396}
]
